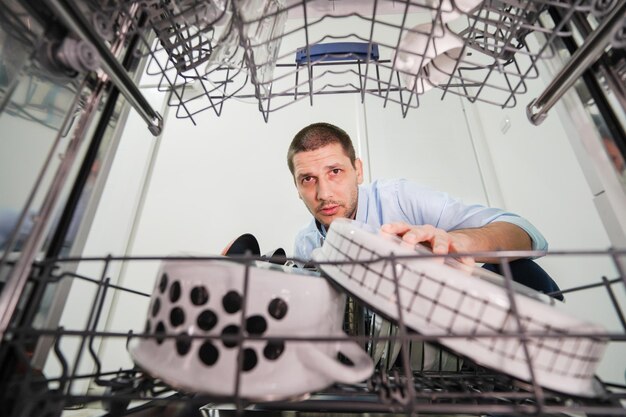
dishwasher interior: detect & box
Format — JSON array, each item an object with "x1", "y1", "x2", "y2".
[{"x1": 1, "y1": 0, "x2": 626, "y2": 416}]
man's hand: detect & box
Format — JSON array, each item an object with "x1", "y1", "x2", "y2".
[
  {"x1": 380, "y1": 222, "x2": 474, "y2": 266},
  {"x1": 380, "y1": 221, "x2": 533, "y2": 264}
]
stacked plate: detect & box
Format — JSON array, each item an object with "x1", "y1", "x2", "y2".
[{"x1": 313, "y1": 219, "x2": 608, "y2": 397}]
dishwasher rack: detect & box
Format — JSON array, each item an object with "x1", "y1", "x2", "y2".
[
  {"x1": 1, "y1": 1, "x2": 626, "y2": 416},
  {"x1": 47, "y1": 0, "x2": 623, "y2": 126},
  {"x1": 5, "y1": 0, "x2": 623, "y2": 131},
  {"x1": 139, "y1": 0, "x2": 597, "y2": 122},
  {"x1": 0, "y1": 251, "x2": 624, "y2": 417}
]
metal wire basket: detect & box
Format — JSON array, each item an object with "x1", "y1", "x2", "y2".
[
  {"x1": 104, "y1": 0, "x2": 606, "y2": 124},
  {"x1": 0, "y1": 249, "x2": 624, "y2": 417}
]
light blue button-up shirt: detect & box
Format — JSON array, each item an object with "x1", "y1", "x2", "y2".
[{"x1": 293, "y1": 178, "x2": 547, "y2": 260}]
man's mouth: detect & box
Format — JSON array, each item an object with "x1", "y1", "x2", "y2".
[{"x1": 319, "y1": 205, "x2": 340, "y2": 216}]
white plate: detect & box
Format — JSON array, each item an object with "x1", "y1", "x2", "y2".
[
  {"x1": 372, "y1": 316, "x2": 401, "y2": 370},
  {"x1": 313, "y1": 219, "x2": 608, "y2": 397},
  {"x1": 408, "y1": 336, "x2": 462, "y2": 372}
]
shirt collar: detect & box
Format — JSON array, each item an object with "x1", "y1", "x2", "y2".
[{"x1": 315, "y1": 219, "x2": 327, "y2": 238}]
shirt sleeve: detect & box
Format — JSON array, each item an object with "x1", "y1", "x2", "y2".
[{"x1": 395, "y1": 179, "x2": 548, "y2": 252}]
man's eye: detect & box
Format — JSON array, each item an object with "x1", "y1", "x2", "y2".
[
  {"x1": 302, "y1": 176, "x2": 314, "y2": 184},
  {"x1": 331, "y1": 169, "x2": 341, "y2": 175}
]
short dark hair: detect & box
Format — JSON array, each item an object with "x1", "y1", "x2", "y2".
[{"x1": 287, "y1": 122, "x2": 357, "y2": 175}]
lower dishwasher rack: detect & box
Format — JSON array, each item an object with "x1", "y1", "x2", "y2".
[{"x1": 0, "y1": 251, "x2": 625, "y2": 417}]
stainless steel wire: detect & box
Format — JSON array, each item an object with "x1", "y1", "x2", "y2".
[
  {"x1": 121, "y1": 0, "x2": 606, "y2": 123},
  {"x1": 0, "y1": 250, "x2": 624, "y2": 416}
]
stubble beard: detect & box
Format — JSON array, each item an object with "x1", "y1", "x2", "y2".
[{"x1": 315, "y1": 187, "x2": 359, "y2": 228}]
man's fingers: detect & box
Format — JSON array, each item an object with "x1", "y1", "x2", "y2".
[
  {"x1": 432, "y1": 239, "x2": 450, "y2": 255},
  {"x1": 381, "y1": 223, "x2": 476, "y2": 267},
  {"x1": 381, "y1": 222, "x2": 411, "y2": 235},
  {"x1": 381, "y1": 223, "x2": 476, "y2": 268},
  {"x1": 458, "y1": 256, "x2": 476, "y2": 267},
  {"x1": 413, "y1": 227, "x2": 450, "y2": 254},
  {"x1": 449, "y1": 241, "x2": 475, "y2": 267},
  {"x1": 402, "y1": 232, "x2": 420, "y2": 244},
  {"x1": 403, "y1": 225, "x2": 435, "y2": 241}
]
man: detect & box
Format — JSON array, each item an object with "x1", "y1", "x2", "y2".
[{"x1": 288, "y1": 122, "x2": 561, "y2": 298}]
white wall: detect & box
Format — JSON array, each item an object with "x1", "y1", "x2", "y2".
[
  {"x1": 129, "y1": 94, "x2": 367, "y2": 258},
  {"x1": 363, "y1": 92, "x2": 490, "y2": 206}
]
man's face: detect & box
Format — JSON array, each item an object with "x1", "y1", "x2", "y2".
[{"x1": 292, "y1": 142, "x2": 363, "y2": 228}]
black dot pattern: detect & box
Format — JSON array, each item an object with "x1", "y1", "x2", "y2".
[
  {"x1": 169, "y1": 281, "x2": 181, "y2": 303},
  {"x1": 147, "y1": 274, "x2": 303, "y2": 375},
  {"x1": 338, "y1": 352, "x2": 354, "y2": 366},
  {"x1": 190, "y1": 286, "x2": 209, "y2": 305},
  {"x1": 197, "y1": 310, "x2": 218, "y2": 331},
  {"x1": 268, "y1": 298, "x2": 288, "y2": 320},
  {"x1": 263, "y1": 340, "x2": 285, "y2": 360},
  {"x1": 221, "y1": 325, "x2": 240, "y2": 348},
  {"x1": 199, "y1": 341, "x2": 219, "y2": 366},
  {"x1": 176, "y1": 333, "x2": 192, "y2": 356},
  {"x1": 170, "y1": 307, "x2": 185, "y2": 327},
  {"x1": 159, "y1": 273, "x2": 168, "y2": 293},
  {"x1": 242, "y1": 348, "x2": 257, "y2": 371},
  {"x1": 155, "y1": 321, "x2": 166, "y2": 345},
  {"x1": 222, "y1": 291, "x2": 242, "y2": 314},
  {"x1": 151, "y1": 298, "x2": 160, "y2": 317},
  {"x1": 246, "y1": 315, "x2": 267, "y2": 335}
]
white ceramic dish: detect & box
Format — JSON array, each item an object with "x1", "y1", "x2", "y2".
[
  {"x1": 313, "y1": 219, "x2": 608, "y2": 397},
  {"x1": 423, "y1": 46, "x2": 465, "y2": 89},
  {"x1": 344, "y1": 300, "x2": 402, "y2": 370},
  {"x1": 371, "y1": 317, "x2": 461, "y2": 372},
  {"x1": 205, "y1": 0, "x2": 287, "y2": 99},
  {"x1": 434, "y1": 0, "x2": 484, "y2": 22},
  {"x1": 371, "y1": 315, "x2": 401, "y2": 369},
  {"x1": 409, "y1": 335, "x2": 462, "y2": 372},
  {"x1": 130, "y1": 259, "x2": 373, "y2": 401},
  {"x1": 284, "y1": 0, "x2": 483, "y2": 21},
  {"x1": 393, "y1": 22, "x2": 464, "y2": 92}
]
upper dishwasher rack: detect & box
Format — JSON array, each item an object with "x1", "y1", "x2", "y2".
[{"x1": 46, "y1": 0, "x2": 626, "y2": 129}]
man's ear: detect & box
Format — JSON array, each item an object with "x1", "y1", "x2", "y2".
[{"x1": 355, "y1": 158, "x2": 364, "y2": 184}]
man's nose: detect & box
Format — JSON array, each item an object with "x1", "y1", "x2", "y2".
[{"x1": 316, "y1": 178, "x2": 333, "y2": 201}]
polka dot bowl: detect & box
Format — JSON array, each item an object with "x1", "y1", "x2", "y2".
[{"x1": 129, "y1": 259, "x2": 374, "y2": 401}]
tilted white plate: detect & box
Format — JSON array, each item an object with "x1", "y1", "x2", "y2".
[{"x1": 313, "y1": 219, "x2": 608, "y2": 397}]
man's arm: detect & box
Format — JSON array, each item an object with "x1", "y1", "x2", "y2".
[
  {"x1": 381, "y1": 221, "x2": 533, "y2": 264},
  {"x1": 393, "y1": 180, "x2": 547, "y2": 254},
  {"x1": 449, "y1": 221, "x2": 532, "y2": 263}
]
